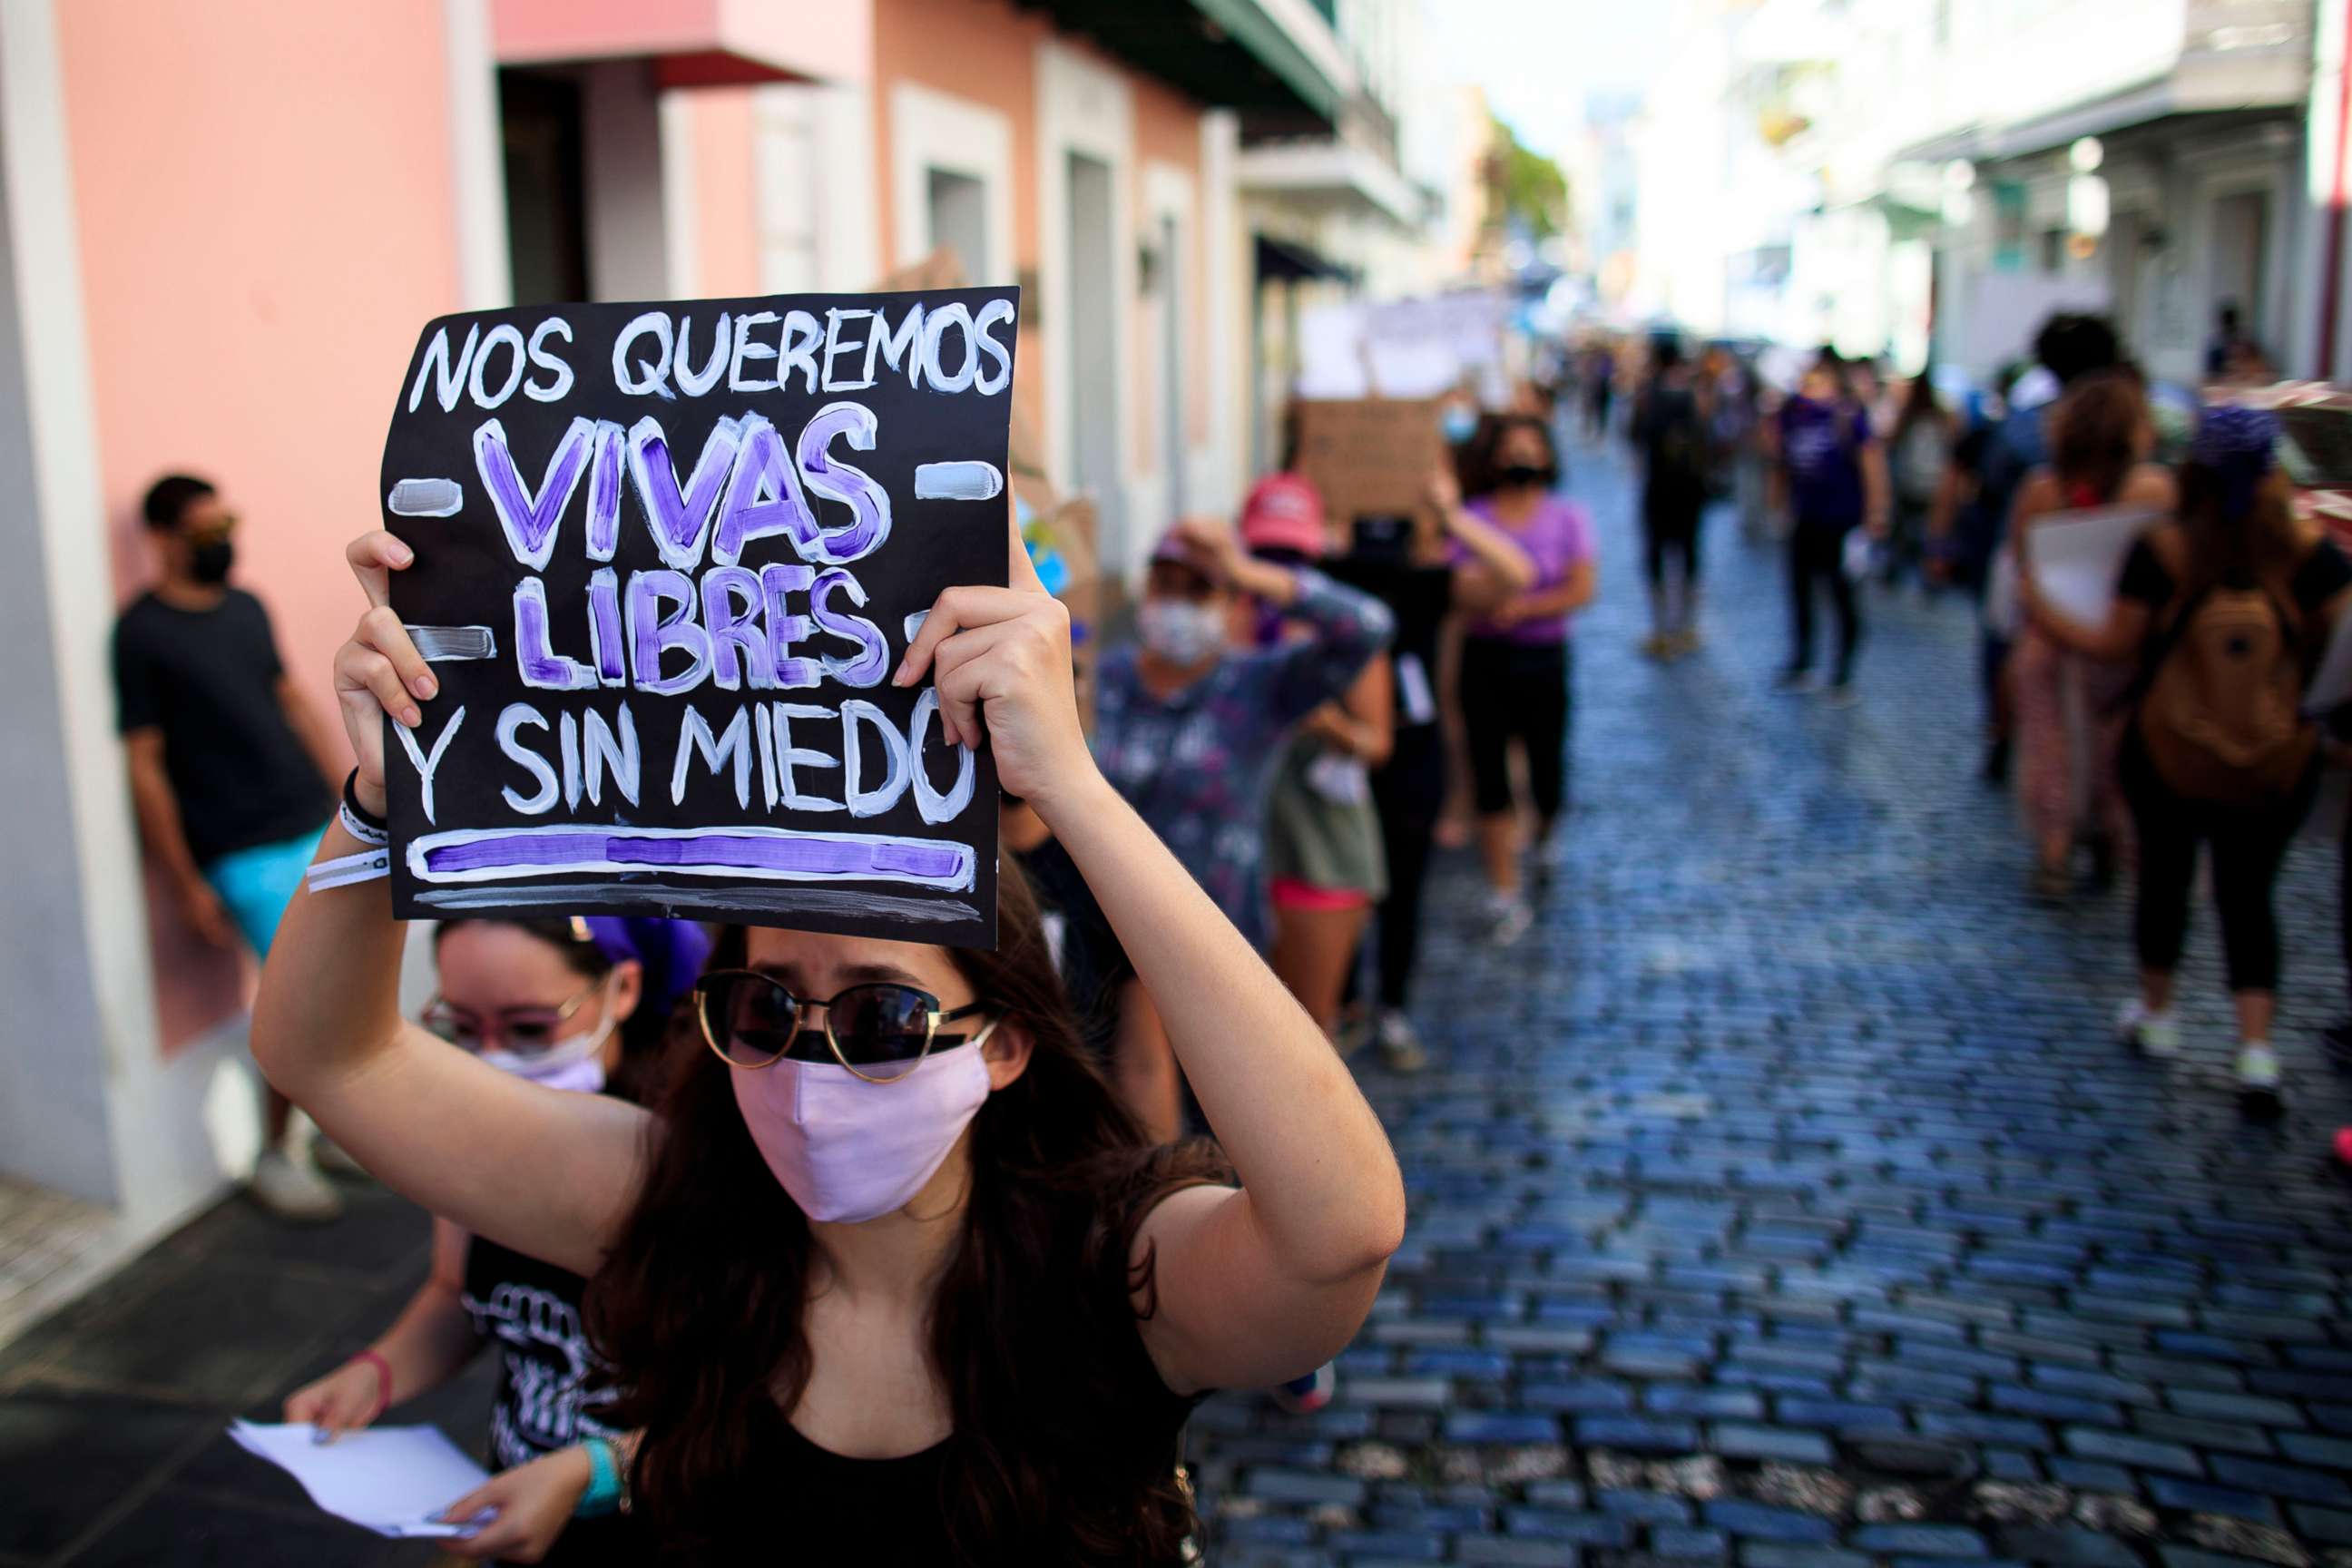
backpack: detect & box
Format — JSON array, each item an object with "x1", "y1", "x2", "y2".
[
  {"x1": 1644, "y1": 386, "x2": 1710, "y2": 496},
  {"x1": 2137, "y1": 533, "x2": 2315, "y2": 802},
  {"x1": 1894, "y1": 418, "x2": 1945, "y2": 506}
]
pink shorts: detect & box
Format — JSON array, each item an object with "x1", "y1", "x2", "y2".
[{"x1": 1269, "y1": 877, "x2": 1372, "y2": 912}]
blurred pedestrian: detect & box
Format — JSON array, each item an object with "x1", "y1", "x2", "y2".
[
  {"x1": 1003, "y1": 796, "x2": 1176, "y2": 1142},
  {"x1": 256, "y1": 519, "x2": 1406, "y2": 1561},
  {"x1": 1093, "y1": 514, "x2": 1391, "y2": 956},
  {"x1": 2008, "y1": 369, "x2": 2172, "y2": 901},
  {"x1": 1325, "y1": 461, "x2": 1537, "y2": 1070},
  {"x1": 2024, "y1": 406, "x2": 2351, "y2": 1116},
  {"x1": 1583, "y1": 341, "x2": 1617, "y2": 440},
  {"x1": 1977, "y1": 316, "x2": 2124, "y2": 779},
  {"x1": 1240, "y1": 475, "x2": 1394, "y2": 1053},
  {"x1": 1886, "y1": 372, "x2": 1954, "y2": 588},
  {"x1": 112, "y1": 473, "x2": 344, "y2": 1223},
  {"x1": 1455, "y1": 415, "x2": 1597, "y2": 943},
  {"x1": 1771, "y1": 350, "x2": 1888, "y2": 705},
  {"x1": 285, "y1": 916, "x2": 704, "y2": 1563},
  {"x1": 2204, "y1": 302, "x2": 2255, "y2": 381},
  {"x1": 1631, "y1": 334, "x2": 1712, "y2": 658}
]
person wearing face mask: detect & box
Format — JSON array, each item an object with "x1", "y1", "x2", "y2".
[
  {"x1": 251, "y1": 509, "x2": 1406, "y2": 1563},
  {"x1": 281, "y1": 914, "x2": 706, "y2": 1564},
  {"x1": 1454, "y1": 414, "x2": 1598, "y2": 944},
  {"x1": 1093, "y1": 511, "x2": 1394, "y2": 956},
  {"x1": 112, "y1": 472, "x2": 348, "y2": 1222}
]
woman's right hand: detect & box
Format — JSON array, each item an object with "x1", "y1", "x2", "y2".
[
  {"x1": 283, "y1": 1357, "x2": 386, "y2": 1440},
  {"x1": 334, "y1": 532, "x2": 438, "y2": 816}
]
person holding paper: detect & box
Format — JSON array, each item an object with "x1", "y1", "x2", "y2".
[
  {"x1": 250, "y1": 511, "x2": 1405, "y2": 1562},
  {"x1": 284, "y1": 915, "x2": 703, "y2": 1563},
  {"x1": 2007, "y1": 370, "x2": 2174, "y2": 902},
  {"x1": 2023, "y1": 407, "x2": 2352, "y2": 1115}
]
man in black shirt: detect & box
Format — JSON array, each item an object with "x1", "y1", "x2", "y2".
[{"x1": 113, "y1": 474, "x2": 344, "y2": 1222}]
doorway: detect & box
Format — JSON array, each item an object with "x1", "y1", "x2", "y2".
[
  {"x1": 926, "y1": 168, "x2": 990, "y2": 282},
  {"x1": 1065, "y1": 151, "x2": 1120, "y2": 552},
  {"x1": 1158, "y1": 213, "x2": 1185, "y2": 520},
  {"x1": 2210, "y1": 189, "x2": 2270, "y2": 350},
  {"x1": 500, "y1": 70, "x2": 589, "y2": 307}
]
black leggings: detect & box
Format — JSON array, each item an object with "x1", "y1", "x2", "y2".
[
  {"x1": 1369, "y1": 724, "x2": 1446, "y2": 1010},
  {"x1": 2122, "y1": 737, "x2": 2318, "y2": 993},
  {"x1": 1460, "y1": 636, "x2": 1571, "y2": 820},
  {"x1": 1644, "y1": 495, "x2": 1703, "y2": 587},
  {"x1": 1787, "y1": 514, "x2": 1861, "y2": 681}
]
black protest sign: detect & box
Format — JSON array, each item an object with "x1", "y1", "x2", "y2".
[{"x1": 378, "y1": 288, "x2": 1016, "y2": 947}]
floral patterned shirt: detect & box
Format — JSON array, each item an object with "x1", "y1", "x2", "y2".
[{"x1": 1093, "y1": 569, "x2": 1393, "y2": 951}]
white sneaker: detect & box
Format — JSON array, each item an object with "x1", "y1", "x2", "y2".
[
  {"x1": 251, "y1": 1146, "x2": 343, "y2": 1224},
  {"x1": 1376, "y1": 1010, "x2": 1429, "y2": 1074},
  {"x1": 2235, "y1": 1041, "x2": 2283, "y2": 1118},
  {"x1": 1483, "y1": 892, "x2": 1533, "y2": 947},
  {"x1": 2117, "y1": 1001, "x2": 2180, "y2": 1059}
]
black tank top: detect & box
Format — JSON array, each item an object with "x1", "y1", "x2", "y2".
[{"x1": 459, "y1": 1233, "x2": 646, "y2": 1564}]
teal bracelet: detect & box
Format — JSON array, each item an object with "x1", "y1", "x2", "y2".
[{"x1": 575, "y1": 1438, "x2": 622, "y2": 1519}]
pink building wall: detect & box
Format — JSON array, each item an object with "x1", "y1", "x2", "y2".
[
  {"x1": 688, "y1": 88, "x2": 762, "y2": 297},
  {"x1": 1132, "y1": 74, "x2": 1211, "y2": 467},
  {"x1": 60, "y1": 0, "x2": 468, "y2": 1050}
]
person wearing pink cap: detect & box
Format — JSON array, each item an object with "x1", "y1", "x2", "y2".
[{"x1": 1240, "y1": 474, "x2": 1396, "y2": 1056}]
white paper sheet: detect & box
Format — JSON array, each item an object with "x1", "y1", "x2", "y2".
[
  {"x1": 2022, "y1": 506, "x2": 2161, "y2": 628},
  {"x1": 228, "y1": 1420, "x2": 487, "y2": 1538},
  {"x1": 2304, "y1": 603, "x2": 2352, "y2": 716}
]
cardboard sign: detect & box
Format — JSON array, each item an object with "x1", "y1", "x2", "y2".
[
  {"x1": 1291, "y1": 398, "x2": 1444, "y2": 541},
  {"x1": 378, "y1": 288, "x2": 1017, "y2": 946}
]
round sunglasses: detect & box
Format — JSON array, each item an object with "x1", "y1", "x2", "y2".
[{"x1": 693, "y1": 971, "x2": 998, "y2": 1083}]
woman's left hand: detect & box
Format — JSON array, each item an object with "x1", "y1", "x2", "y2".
[
  {"x1": 437, "y1": 1446, "x2": 593, "y2": 1562},
  {"x1": 896, "y1": 502, "x2": 1095, "y2": 812}
]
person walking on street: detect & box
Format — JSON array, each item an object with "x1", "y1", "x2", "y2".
[
  {"x1": 1325, "y1": 461, "x2": 1536, "y2": 1069},
  {"x1": 284, "y1": 916, "x2": 705, "y2": 1563},
  {"x1": 113, "y1": 473, "x2": 345, "y2": 1223},
  {"x1": 1886, "y1": 372, "x2": 1954, "y2": 589},
  {"x1": 1631, "y1": 334, "x2": 1712, "y2": 658},
  {"x1": 252, "y1": 514, "x2": 1406, "y2": 1561},
  {"x1": 1455, "y1": 415, "x2": 1597, "y2": 943},
  {"x1": 2007, "y1": 369, "x2": 2173, "y2": 902},
  {"x1": 2024, "y1": 406, "x2": 2351, "y2": 1117},
  {"x1": 1092, "y1": 514, "x2": 1393, "y2": 957},
  {"x1": 1772, "y1": 351, "x2": 1889, "y2": 705}
]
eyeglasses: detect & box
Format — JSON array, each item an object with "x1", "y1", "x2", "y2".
[
  {"x1": 420, "y1": 979, "x2": 601, "y2": 1054},
  {"x1": 694, "y1": 972, "x2": 995, "y2": 1083}
]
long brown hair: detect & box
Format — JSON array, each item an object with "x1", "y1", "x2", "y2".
[
  {"x1": 585, "y1": 868, "x2": 1231, "y2": 1563},
  {"x1": 2174, "y1": 462, "x2": 2305, "y2": 597},
  {"x1": 2049, "y1": 368, "x2": 2146, "y2": 505}
]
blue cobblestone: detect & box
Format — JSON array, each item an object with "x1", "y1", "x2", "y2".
[
  {"x1": 1654, "y1": 1525, "x2": 1730, "y2": 1559},
  {"x1": 1847, "y1": 1524, "x2": 1991, "y2": 1557},
  {"x1": 1704, "y1": 1501, "x2": 1839, "y2": 1544}
]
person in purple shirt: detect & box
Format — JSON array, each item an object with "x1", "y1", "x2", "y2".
[
  {"x1": 1771, "y1": 349, "x2": 1889, "y2": 705},
  {"x1": 1452, "y1": 414, "x2": 1598, "y2": 944}
]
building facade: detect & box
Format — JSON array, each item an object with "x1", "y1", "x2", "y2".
[{"x1": 0, "y1": 0, "x2": 1350, "y2": 1310}]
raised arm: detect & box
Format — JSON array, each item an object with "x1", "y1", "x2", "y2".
[
  {"x1": 248, "y1": 533, "x2": 648, "y2": 1278},
  {"x1": 899, "y1": 514, "x2": 1405, "y2": 1395},
  {"x1": 1428, "y1": 465, "x2": 1536, "y2": 613}
]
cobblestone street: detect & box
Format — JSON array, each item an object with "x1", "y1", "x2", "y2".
[
  {"x1": 4, "y1": 434, "x2": 2351, "y2": 1566},
  {"x1": 1186, "y1": 432, "x2": 2352, "y2": 1566}
]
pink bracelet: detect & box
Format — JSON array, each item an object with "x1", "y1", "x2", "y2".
[{"x1": 350, "y1": 1350, "x2": 393, "y2": 1422}]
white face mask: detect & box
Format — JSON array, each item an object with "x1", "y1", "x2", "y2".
[
  {"x1": 477, "y1": 1001, "x2": 613, "y2": 1095},
  {"x1": 729, "y1": 1032, "x2": 997, "y2": 1225},
  {"x1": 1137, "y1": 597, "x2": 1227, "y2": 666}
]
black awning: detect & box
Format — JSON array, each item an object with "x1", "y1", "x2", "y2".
[{"x1": 1255, "y1": 232, "x2": 1356, "y2": 285}]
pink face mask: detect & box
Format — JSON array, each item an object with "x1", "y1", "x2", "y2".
[{"x1": 730, "y1": 1033, "x2": 996, "y2": 1224}]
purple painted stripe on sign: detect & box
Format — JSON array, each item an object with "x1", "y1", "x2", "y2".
[{"x1": 415, "y1": 828, "x2": 970, "y2": 885}]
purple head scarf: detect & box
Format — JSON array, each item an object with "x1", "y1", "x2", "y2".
[
  {"x1": 579, "y1": 916, "x2": 711, "y2": 1020},
  {"x1": 2192, "y1": 404, "x2": 2279, "y2": 519}
]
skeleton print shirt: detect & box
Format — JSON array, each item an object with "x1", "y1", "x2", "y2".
[{"x1": 460, "y1": 1233, "x2": 624, "y2": 1473}]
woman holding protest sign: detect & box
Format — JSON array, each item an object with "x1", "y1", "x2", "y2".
[
  {"x1": 283, "y1": 915, "x2": 702, "y2": 1563},
  {"x1": 250, "y1": 510, "x2": 1406, "y2": 1563}
]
